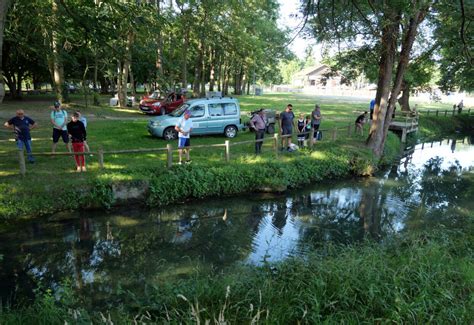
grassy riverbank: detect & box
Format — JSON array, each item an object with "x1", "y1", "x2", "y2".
[
  {"x1": 1, "y1": 93, "x2": 470, "y2": 220},
  {"x1": 1, "y1": 224, "x2": 472, "y2": 323}
]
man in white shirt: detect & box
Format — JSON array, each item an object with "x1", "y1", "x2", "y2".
[{"x1": 175, "y1": 110, "x2": 193, "y2": 164}]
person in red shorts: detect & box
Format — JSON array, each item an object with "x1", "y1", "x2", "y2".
[{"x1": 67, "y1": 112, "x2": 87, "y2": 172}]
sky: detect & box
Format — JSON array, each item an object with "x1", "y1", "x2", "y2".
[{"x1": 277, "y1": 0, "x2": 317, "y2": 60}]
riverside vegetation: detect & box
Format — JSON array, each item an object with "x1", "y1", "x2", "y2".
[
  {"x1": 0, "y1": 94, "x2": 473, "y2": 323},
  {"x1": 0, "y1": 93, "x2": 405, "y2": 220},
  {"x1": 0, "y1": 93, "x2": 472, "y2": 219},
  {"x1": 0, "y1": 225, "x2": 472, "y2": 323}
]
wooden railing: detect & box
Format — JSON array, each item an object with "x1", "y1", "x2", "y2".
[
  {"x1": 12, "y1": 123, "x2": 368, "y2": 176},
  {"x1": 420, "y1": 108, "x2": 472, "y2": 117}
]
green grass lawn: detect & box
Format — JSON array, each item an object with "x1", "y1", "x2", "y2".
[{"x1": 0, "y1": 92, "x2": 462, "y2": 216}]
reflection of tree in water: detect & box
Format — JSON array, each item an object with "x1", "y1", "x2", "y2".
[
  {"x1": 404, "y1": 157, "x2": 471, "y2": 231},
  {"x1": 271, "y1": 201, "x2": 288, "y2": 235}
]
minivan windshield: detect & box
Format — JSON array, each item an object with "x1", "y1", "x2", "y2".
[{"x1": 169, "y1": 103, "x2": 191, "y2": 117}]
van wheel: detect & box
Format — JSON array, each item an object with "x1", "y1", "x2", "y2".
[
  {"x1": 266, "y1": 123, "x2": 275, "y2": 134},
  {"x1": 224, "y1": 125, "x2": 237, "y2": 138},
  {"x1": 163, "y1": 127, "x2": 178, "y2": 141}
]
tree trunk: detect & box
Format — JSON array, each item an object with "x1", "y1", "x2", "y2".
[
  {"x1": 46, "y1": 0, "x2": 66, "y2": 103},
  {"x1": 209, "y1": 49, "x2": 215, "y2": 92},
  {"x1": 200, "y1": 47, "x2": 206, "y2": 96},
  {"x1": 223, "y1": 65, "x2": 229, "y2": 96},
  {"x1": 16, "y1": 70, "x2": 23, "y2": 98},
  {"x1": 181, "y1": 29, "x2": 189, "y2": 89},
  {"x1": 93, "y1": 52, "x2": 98, "y2": 91},
  {"x1": 155, "y1": 1, "x2": 164, "y2": 87},
  {"x1": 4, "y1": 73, "x2": 16, "y2": 99},
  {"x1": 366, "y1": 11, "x2": 400, "y2": 157},
  {"x1": 117, "y1": 31, "x2": 134, "y2": 107},
  {"x1": 0, "y1": 0, "x2": 11, "y2": 103},
  {"x1": 398, "y1": 81, "x2": 411, "y2": 111},
  {"x1": 381, "y1": 8, "x2": 429, "y2": 147},
  {"x1": 192, "y1": 41, "x2": 202, "y2": 97},
  {"x1": 130, "y1": 66, "x2": 136, "y2": 98}
]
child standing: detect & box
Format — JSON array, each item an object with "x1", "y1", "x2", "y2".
[
  {"x1": 297, "y1": 113, "x2": 307, "y2": 148},
  {"x1": 67, "y1": 112, "x2": 87, "y2": 172},
  {"x1": 75, "y1": 111, "x2": 90, "y2": 154}
]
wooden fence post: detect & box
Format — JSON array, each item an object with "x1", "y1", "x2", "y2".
[
  {"x1": 166, "y1": 144, "x2": 173, "y2": 168},
  {"x1": 225, "y1": 140, "x2": 230, "y2": 163},
  {"x1": 444, "y1": 110, "x2": 447, "y2": 116},
  {"x1": 347, "y1": 124, "x2": 352, "y2": 137},
  {"x1": 18, "y1": 149, "x2": 26, "y2": 176},
  {"x1": 427, "y1": 110, "x2": 430, "y2": 115},
  {"x1": 331, "y1": 128, "x2": 337, "y2": 141},
  {"x1": 273, "y1": 133, "x2": 279, "y2": 157},
  {"x1": 98, "y1": 147, "x2": 104, "y2": 169},
  {"x1": 436, "y1": 110, "x2": 439, "y2": 116}
]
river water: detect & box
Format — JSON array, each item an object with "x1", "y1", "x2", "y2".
[{"x1": 1, "y1": 136, "x2": 473, "y2": 305}]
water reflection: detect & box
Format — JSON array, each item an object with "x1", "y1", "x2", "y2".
[{"x1": 0, "y1": 136, "x2": 473, "y2": 305}]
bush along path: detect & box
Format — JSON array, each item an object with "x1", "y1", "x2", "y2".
[{"x1": 0, "y1": 134, "x2": 400, "y2": 220}]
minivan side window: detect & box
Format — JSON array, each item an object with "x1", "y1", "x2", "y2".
[
  {"x1": 223, "y1": 103, "x2": 237, "y2": 115},
  {"x1": 190, "y1": 105, "x2": 205, "y2": 118},
  {"x1": 209, "y1": 103, "x2": 224, "y2": 116}
]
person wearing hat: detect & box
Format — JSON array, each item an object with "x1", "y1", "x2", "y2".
[
  {"x1": 50, "y1": 101, "x2": 71, "y2": 153},
  {"x1": 4, "y1": 109, "x2": 37, "y2": 163},
  {"x1": 250, "y1": 108, "x2": 266, "y2": 154},
  {"x1": 175, "y1": 110, "x2": 193, "y2": 164}
]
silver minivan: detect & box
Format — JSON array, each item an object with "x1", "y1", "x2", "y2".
[{"x1": 147, "y1": 97, "x2": 245, "y2": 140}]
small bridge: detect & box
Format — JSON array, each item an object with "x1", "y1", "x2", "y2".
[{"x1": 389, "y1": 112, "x2": 419, "y2": 142}]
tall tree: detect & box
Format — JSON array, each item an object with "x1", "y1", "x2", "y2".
[
  {"x1": 0, "y1": 0, "x2": 12, "y2": 103},
  {"x1": 302, "y1": 0, "x2": 434, "y2": 157}
]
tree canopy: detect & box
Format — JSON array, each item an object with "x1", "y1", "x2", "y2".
[{"x1": 1, "y1": 0, "x2": 291, "y2": 105}]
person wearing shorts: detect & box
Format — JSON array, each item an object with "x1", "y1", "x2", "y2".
[
  {"x1": 280, "y1": 104, "x2": 295, "y2": 151},
  {"x1": 51, "y1": 101, "x2": 71, "y2": 153},
  {"x1": 175, "y1": 110, "x2": 193, "y2": 164}
]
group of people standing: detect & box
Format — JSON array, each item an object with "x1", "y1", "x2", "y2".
[
  {"x1": 250, "y1": 103, "x2": 323, "y2": 154},
  {"x1": 4, "y1": 101, "x2": 89, "y2": 172}
]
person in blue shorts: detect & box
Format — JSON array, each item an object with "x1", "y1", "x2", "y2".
[
  {"x1": 50, "y1": 101, "x2": 71, "y2": 153},
  {"x1": 175, "y1": 110, "x2": 193, "y2": 164},
  {"x1": 4, "y1": 109, "x2": 37, "y2": 163},
  {"x1": 279, "y1": 104, "x2": 295, "y2": 151}
]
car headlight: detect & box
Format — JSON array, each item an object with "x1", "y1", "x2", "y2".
[
  {"x1": 151, "y1": 121, "x2": 160, "y2": 127},
  {"x1": 152, "y1": 102, "x2": 161, "y2": 106}
]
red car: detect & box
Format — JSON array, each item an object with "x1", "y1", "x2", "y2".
[{"x1": 139, "y1": 91, "x2": 186, "y2": 115}]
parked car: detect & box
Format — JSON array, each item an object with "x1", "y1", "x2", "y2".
[
  {"x1": 139, "y1": 91, "x2": 185, "y2": 115},
  {"x1": 147, "y1": 97, "x2": 244, "y2": 140}
]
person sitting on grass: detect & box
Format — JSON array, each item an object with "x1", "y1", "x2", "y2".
[
  {"x1": 67, "y1": 112, "x2": 87, "y2": 172},
  {"x1": 175, "y1": 110, "x2": 193, "y2": 164},
  {"x1": 4, "y1": 109, "x2": 37, "y2": 163},
  {"x1": 355, "y1": 111, "x2": 368, "y2": 135}
]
